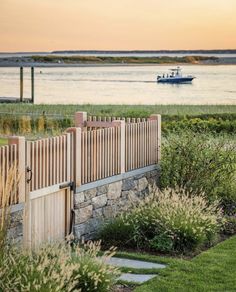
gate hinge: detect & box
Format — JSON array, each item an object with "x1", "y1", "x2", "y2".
[{"x1": 59, "y1": 181, "x2": 75, "y2": 192}]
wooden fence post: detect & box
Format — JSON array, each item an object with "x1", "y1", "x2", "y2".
[
  {"x1": 150, "y1": 114, "x2": 161, "y2": 163},
  {"x1": 112, "y1": 120, "x2": 125, "y2": 174},
  {"x1": 8, "y1": 136, "x2": 26, "y2": 202},
  {"x1": 67, "y1": 127, "x2": 82, "y2": 187},
  {"x1": 74, "y1": 112, "x2": 87, "y2": 130}
]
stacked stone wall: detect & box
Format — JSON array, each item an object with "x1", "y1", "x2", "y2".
[
  {"x1": 74, "y1": 168, "x2": 160, "y2": 240},
  {"x1": 5, "y1": 204, "x2": 24, "y2": 243}
]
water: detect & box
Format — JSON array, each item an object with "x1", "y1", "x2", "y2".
[{"x1": 0, "y1": 65, "x2": 235, "y2": 105}]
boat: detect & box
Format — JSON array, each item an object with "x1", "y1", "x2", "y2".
[{"x1": 157, "y1": 67, "x2": 195, "y2": 83}]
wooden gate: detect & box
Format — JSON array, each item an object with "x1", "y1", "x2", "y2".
[{"x1": 24, "y1": 133, "x2": 73, "y2": 248}]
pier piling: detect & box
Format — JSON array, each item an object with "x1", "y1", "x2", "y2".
[
  {"x1": 20, "y1": 67, "x2": 23, "y2": 102},
  {"x1": 31, "y1": 67, "x2": 34, "y2": 104}
]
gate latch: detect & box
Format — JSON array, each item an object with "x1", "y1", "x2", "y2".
[
  {"x1": 59, "y1": 181, "x2": 75, "y2": 192},
  {"x1": 26, "y1": 166, "x2": 32, "y2": 183}
]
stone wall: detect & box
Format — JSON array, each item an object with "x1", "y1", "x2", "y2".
[
  {"x1": 74, "y1": 167, "x2": 160, "y2": 240},
  {"x1": 5, "y1": 203, "x2": 24, "y2": 244}
]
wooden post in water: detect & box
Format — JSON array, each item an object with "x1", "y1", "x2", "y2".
[
  {"x1": 20, "y1": 67, "x2": 23, "y2": 102},
  {"x1": 31, "y1": 67, "x2": 34, "y2": 103}
]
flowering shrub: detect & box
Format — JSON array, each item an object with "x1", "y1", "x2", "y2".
[
  {"x1": 0, "y1": 241, "x2": 119, "y2": 292},
  {"x1": 101, "y1": 188, "x2": 224, "y2": 253}
]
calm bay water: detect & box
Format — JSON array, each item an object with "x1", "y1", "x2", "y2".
[{"x1": 0, "y1": 65, "x2": 236, "y2": 105}]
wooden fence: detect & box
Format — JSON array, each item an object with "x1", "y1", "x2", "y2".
[
  {"x1": 26, "y1": 134, "x2": 71, "y2": 192},
  {"x1": 0, "y1": 112, "x2": 161, "y2": 207}
]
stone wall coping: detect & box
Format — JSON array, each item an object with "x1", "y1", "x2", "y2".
[
  {"x1": 0, "y1": 202, "x2": 24, "y2": 216},
  {"x1": 76, "y1": 164, "x2": 160, "y2": 194}
]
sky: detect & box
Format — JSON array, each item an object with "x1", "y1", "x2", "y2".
[{"x1": 0, "y1": 0, "x2": 236, "y2": 52}]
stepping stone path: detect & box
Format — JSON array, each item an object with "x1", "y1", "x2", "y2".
[
  {"x1": 105, "y1": 257, "x2": 166, "y2": 284},
  {"x1": 118, "y1": 273, "x2": 156, "y2": 284}
]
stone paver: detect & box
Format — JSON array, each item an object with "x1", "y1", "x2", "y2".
[
  {"x1": 106, "y1": 257, "x2": 166, "y2": 269},
  {"x1": 118, "y1": 273, "x2": 156, "y2": 283}
]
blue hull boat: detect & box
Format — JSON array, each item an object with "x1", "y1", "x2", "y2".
[
  {"x1": 157, "y1": 76, "x2": 195, "y2": 83},
  {"x1": 157, "y1": 67, "x2": 195, "y2": 83}
]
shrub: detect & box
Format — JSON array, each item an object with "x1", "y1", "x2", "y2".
[
  {"x1": 99, "y1": 217, "x2": 135, "y2": 249},
  {"x1": 0, "y1": 241, "x2": 119, "y2": 292},
  {"x1": 161, "y1": 131, "x2": 236, "y2": 211},
  {"x1": 223, "y1": 216, "x2": 236, "y2": 235},
  {"x1": 162, "y1": 118, "x2": 236, "y2": 135},
  {"x1": 101, "y1": 189, "x2": 224, "y2": 253}
]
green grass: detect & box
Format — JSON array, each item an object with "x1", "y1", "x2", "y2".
[
  {"x1": 0, "y1": 104, "x2": 236, "y2": 117},
  {"x1": 132, "y1": 235, "x2": 236, "y2": 292},
  {"x1": 0, "y1": 138, "x2": 7, "y2": 146}
]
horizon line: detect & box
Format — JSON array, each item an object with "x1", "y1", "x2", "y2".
[{"x1": 1, "y1": 49, "x2": 236, "y2": 54}]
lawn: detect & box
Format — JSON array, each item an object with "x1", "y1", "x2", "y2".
[
  {"x1": 0, "y1": 138, "x2": 7, "y2": 146},
  {"x1": 133, "y1": 235, "x2": 236, "y2": 292}
]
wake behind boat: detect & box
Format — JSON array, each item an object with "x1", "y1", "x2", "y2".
[{"x1": 157, "y1": 67, "x2": 195, "y2": 83}]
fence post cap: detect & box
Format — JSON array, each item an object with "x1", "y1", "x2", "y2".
[
  {"x1": 150, "y1": 114, "x2": 161, "y2": 120},
  {"x1": 8, "y1": 136, "x2": 25, "y2": 145},
  {"x1": 74, "y1": 112, "x2": 87, "y2": 128}
]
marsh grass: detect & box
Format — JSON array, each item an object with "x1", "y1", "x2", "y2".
[
  {"x1": 31, "y1": 55, "x2": 218, "y2": 64},
  {"x1": 0, "y1": 104, "x2": 236, "y2": 116},
  {"x1": 0, "y1": 104, "x2": 236, "y2": 137}
]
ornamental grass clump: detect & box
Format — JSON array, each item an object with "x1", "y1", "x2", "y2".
[
  {"x1": 100, "y1": 188, "x2": 224, "y2": 253},
  {"x1": 0, "y1": 166, "x2": 18, "y2": 249},
  {"x1": 0, "y1": 241, "x2": 119, "y2": 292}
]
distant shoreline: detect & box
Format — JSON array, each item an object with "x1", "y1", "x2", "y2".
[{"x1": 0, "y1": 55, "x2": 236, "y2": 67}]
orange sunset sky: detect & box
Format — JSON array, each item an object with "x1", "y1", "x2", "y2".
[{"x1": 0, "y1": 0, "x2": 236, "y2": 52}]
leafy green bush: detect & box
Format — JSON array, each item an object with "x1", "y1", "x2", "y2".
[
  {"x1": 161, "y1": 131, "x2": 236, "y2": 212},
  {"x1": 0, "y1": 241, "x2": 119, "y2": 292},
  {"x1": 100, "y1": 189, "x2": 224, "y2": 253},
  {"x1": 223, "y1": 216, "x2": 236, "y2": 235},
  {"x1": 162, "y1": 118, "x2": 236, "y2": 135},
  {"x1": 99, "y1": 217, "x2": 135, "y2": 249}
]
